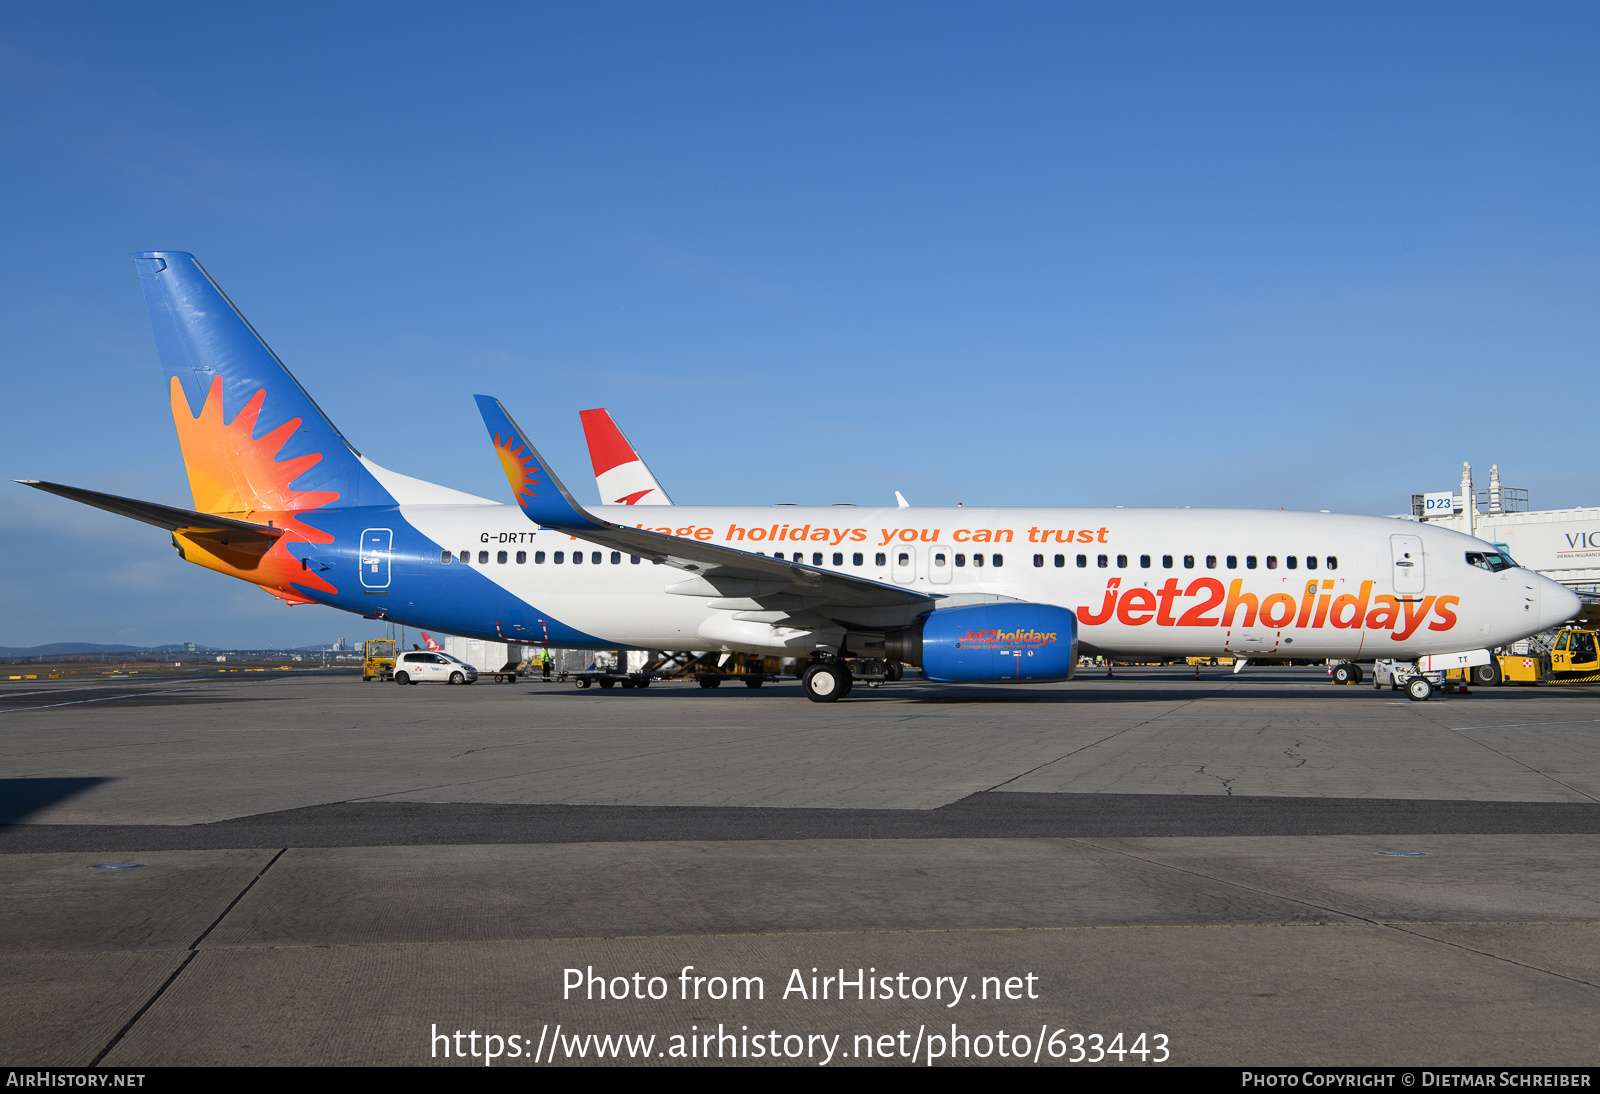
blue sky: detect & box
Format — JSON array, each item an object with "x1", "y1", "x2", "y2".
[{"x1": 2, "y1": 2, "x2": 1596, "y2": 648}]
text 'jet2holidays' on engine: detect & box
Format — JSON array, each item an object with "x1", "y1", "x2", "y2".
[{"x1": 17, "y1": 253, "x2": 1581, "y2": 702}]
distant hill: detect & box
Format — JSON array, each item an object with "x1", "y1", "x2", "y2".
[
  {"x1": 0, "y1": 642, "x2": 154, "y2": 658},
  {"x1": 0, "y1": 641, "x2": 347, "y2": 658}
]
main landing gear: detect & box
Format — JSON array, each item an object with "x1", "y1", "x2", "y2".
[
  {"x1": 801, "y1": 661, "x2": 853, "y2": 703},
  {"x1": 1331, "y1": 662, "x2": 1364, "y2": 686}
]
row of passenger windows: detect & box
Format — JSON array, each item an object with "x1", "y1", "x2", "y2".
[
  {"x1": 761, "y1": 551, "x2": 1005, "y2": 568},
  {"x1": 438, "y1": 545, "x2": 1339, "y2": 574},
  {"x1": 442, "y1": 549, "x2": 642, "y2": 566},
  {"x1": 1037, "y1": 553, "x2": 1339, "y2": 571}
]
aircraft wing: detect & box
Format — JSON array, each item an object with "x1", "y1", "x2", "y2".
[
  {"x1": 16, "y1": 480, "x2": 284, "y2": 545},
  {"x1": 475, "y1": 396, "x2": 934, "y2": 612}
]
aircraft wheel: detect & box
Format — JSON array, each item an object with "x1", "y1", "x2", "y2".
[
  {"x1": 802, "y1": 663, "x2": 847, "y2": 703},
  {"x1": 1332, "y1": 664, "x2": 1357, "y2": 685},
  {"x1": 745, "y1": 677, "x2": 764, "y2": 689},
  {"x1": 1406, "y1": 676, "x2": 1434, "y2": 702},
  {"x1": 394, "y1": 672, "x2": 410, "y2": 686},
  {"x1": 1352, "y1": 664, "x2": 1364, "y2": 684},
  {"x1": 1472, "y1": 662, "x2": 1502, "y2": 687}
]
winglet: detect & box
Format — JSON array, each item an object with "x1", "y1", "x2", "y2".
[
  {"x1": 473, "y1": 395, "x2": 604, "y2": 530},
  {"x1": 895, "y1": 491, "x2": 911, "y2": 509}
]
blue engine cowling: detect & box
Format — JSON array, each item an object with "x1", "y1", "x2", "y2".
[{"x1": 917, "y1": 603, "x2": 1078, "y2": 683}]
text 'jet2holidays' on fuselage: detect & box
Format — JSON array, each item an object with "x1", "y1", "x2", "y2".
[{"x1": 17, "y1": 253, "x2": 1581, "y2": 702}]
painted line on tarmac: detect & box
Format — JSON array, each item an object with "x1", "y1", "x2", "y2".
[
  {"x1": 1451, "y1": 718, "x2": 1600, "y2": 731},
  {"x1": 0, "y1": 682, "x2": 239, "y2": 714}
]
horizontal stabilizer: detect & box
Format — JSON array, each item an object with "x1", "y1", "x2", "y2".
[{"x1": 16, "y1": 480, "x2": 284, "y2": 544}]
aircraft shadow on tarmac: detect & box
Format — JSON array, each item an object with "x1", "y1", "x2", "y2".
[{"x1": 0, "y1": 777, "x2": 112, "y2": 824}]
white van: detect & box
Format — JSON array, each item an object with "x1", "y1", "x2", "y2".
[{"x1": 393, "y1": 651, "x2": 479, "y2": 685}]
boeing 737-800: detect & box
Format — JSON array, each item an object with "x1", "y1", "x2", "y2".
[{"x1": 18, "y1": 253, "x2": 1581, "y2": 702}]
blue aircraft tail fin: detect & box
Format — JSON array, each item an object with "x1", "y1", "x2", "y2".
[{"x1": 134, "y1": 251, "x2": 392, "y2": 516}]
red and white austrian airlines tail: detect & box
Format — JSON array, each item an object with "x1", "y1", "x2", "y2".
[
  {"x1": 578, "y1": 408, "x2": 673, "y2": 506},
  {"x1": 420, "y1": 632, "x2": 443, "y2": 652}
]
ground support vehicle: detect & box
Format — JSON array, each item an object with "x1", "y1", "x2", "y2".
[
  {"x1": 568, "y1": 670, "x2": 657, "y2": 690},
  {"x1": 1469, "y1": 626, "x2": 1600, "y2": 687},
  {"x1": 393, "y1": 650, "x2": 478, "y2": 685},
  {"x1": 694, "y1": 670, "x2": 780, "y2": 689},
  {"x1": 362, "y1": 639, "x2": 396, "y2": 682},
  {"x1": 1373, "y1": 659, "x2": 1449, "y2": 702},
  {"x1": 442, "y1": 637, "x2": 524, "y2": 683}
]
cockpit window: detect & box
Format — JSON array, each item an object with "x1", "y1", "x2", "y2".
[{"x1": 1466, "y1": 551, "x2": 1516, "y2": 573}]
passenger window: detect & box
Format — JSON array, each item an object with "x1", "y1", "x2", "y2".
[
  {"x1": 516, "y1": 551, "x2": 526, "y2": 564},
  {"x1": 1163, "y1": 555, "x2": 1173, "y2": 568},
  {"x1": 853, "y1": 552, "x2": 864, "y2": 566},
  {"x1": 813, "y1": 552, "x2": 824, "y2": 565},
  {"x1": 1054, "y1": 554, "x2": 1065, "y2": 567},
  {"x1": 834, "y1": 552, "x2": 845, "y2": 566},
  {"x1": 1116, "y1": 554, "x2": 1127, "y2": 568},
  {"x1": 630, "y1": 555, "x2": 640, "y2": 564},
  {"x1": 535, "y1": 551, "x2": 546, "y2": 564},
  {"x1": 992, "y1": 554, "x2": 1003, "y2": 568},
  {"x1": 593, "y1": 552, "x2": 602, "y2": 565},
  {"x1": 440, "y1": 551, "x2": 451, "y2": 564},
  {"x1": 896, "y1": 551, "x2": 910, "y2": 567},
  {"x1": 479, "y1": 551, "x2": 489, "y2": 564},
  {"x1": 1306, "y1": 555, "x2": 1317, "y2": 570},
  {"x1": 1327, "y1": 556, "x2": 1337, "y2": 570},
  {"x1": 573, "y1": 551, "x2": 583, "y2": 565},
  {"x1": 956, "y1": 553, "x2": 967, "y2": 567},
  {"x1": 1097, "y1": 554, "x2": 1108, "y2": 568},
  {"x1": 497, "y1": 551, "x2": 508, "y2": 564},
  {"x1": 1226, "y1": 555, "x2": 1237, "y2": 569},
  {"x1": 1247, "y1": 555, "x2": 1257, "y2": 569},
  {"x1": 973, "y1": 554, "x2": 985, "y2": 568},
  {"x1": 1140, "y1": 555, "x2": 1151, "y2": 568},
  {"x1": 1266, "y1": 556, "x2": 1277, "y2": 569},
  {"x1": 793, "y1": 552, "x2": 804, "y2": 562},
  {"x1": 1076, "y1": 554, "x2": 1087, "y2": 568},
  {"x1": 611, "y1": 552, "x2": 621, "y2": 564},
  {"x1": 459, "y1": 550, "x2": 470, "y2": 564},
  {"x1": 1033, "y1": 554, "x2": 1044, "y2": 567},
  {"x1": 1286, "y1": 556, "x2": 1297, "y2": 569},
  {"x1": 875, "y1": 552, "x2": 887, "y2": 566},
  {"x1": 1206, "y1": 555, "x2": 1217, "y2": 569},
  {"x1": 1183, "y1": 555, "x2": 1194, "y2": 569},
  {"x1": 553, "y1": 551, "x2": 564, "y2": 564}
]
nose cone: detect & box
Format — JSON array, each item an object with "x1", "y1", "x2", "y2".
[{"x1": 1537, "y1": 578, "x2": 1582, "y2": 632}]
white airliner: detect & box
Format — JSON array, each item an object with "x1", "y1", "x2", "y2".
[{"x1": 19, "y1": 252, "x2": 1581, "y2": 702}]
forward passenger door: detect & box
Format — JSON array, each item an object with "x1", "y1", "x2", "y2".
[{"x1": 1391, "y1": 534, "x2": 1425, "y2": 595}]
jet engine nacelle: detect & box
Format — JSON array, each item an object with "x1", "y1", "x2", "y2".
[{"x1": 888, "y1": 603, "x2": 1078, "y2": 683}]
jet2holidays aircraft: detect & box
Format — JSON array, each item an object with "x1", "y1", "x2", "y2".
[{"x1": 19, "y1": 253, "x2": 1581, "y2": 702}]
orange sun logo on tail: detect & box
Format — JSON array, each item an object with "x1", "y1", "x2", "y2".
[
  {"x1": 493, "y1": 431, "x2": 542, "y2": 508},
  {"x1": 169, "y1": 376, "x2": 339, "y2": 600}
]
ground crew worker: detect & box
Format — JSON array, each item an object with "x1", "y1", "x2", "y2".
[{"x1": 541, "y1": 648, "x2": 552, "y2": 681}]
